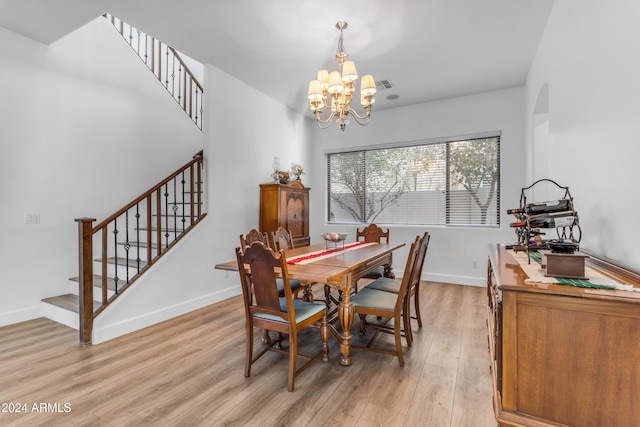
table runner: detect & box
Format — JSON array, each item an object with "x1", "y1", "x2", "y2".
[
  {"x1": 286, "y1": 242, "x2": 376, "y2": 265},
  {"x1": 506, "y1": 247, "x2": 639, "y2": 292}
]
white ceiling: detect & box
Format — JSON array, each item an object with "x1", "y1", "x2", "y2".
[{"x1": 0, "y1": 0, "x2": 555, "y2": 116}]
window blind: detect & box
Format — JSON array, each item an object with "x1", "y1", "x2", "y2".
[{"x1": 327, "y1": 135, "x2": 500, "y2": 226}]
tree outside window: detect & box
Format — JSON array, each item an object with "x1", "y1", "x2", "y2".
[{"x1": 327, "y1": 135, "x2": 500, "y2": 226}]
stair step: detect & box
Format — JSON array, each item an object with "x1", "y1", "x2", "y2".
[
  {"x1": 42, "y1": 294, "x2": 101, "y2": 313},
  {"x1": 102, "y1": 257, "x2": 148, "y2": 269},
  {"x1": 69, "y1": 274, "x2": 131, "y2": 291}
]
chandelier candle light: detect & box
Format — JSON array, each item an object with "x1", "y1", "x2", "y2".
[{"x1": 307, "y1": 22, "x2": 376, "y2": 131}]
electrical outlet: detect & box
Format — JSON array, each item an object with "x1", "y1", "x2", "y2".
[
  {"x1": 24, "y1": 212, "x2": 40, "y2": 224},
  {"x1": 472, "y1": 259, "x2": 478, "y2": 269}
]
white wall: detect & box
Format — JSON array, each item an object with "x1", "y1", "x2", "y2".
[
  {"x1": 525, "y1": 0, "x2": 640, "y2": 270},
  {"x1": 305, "y1": 87, "x2": 526, "y2": 286},
  {"x1": 0, "y1": 17, "x2": 203, "y2": 326},
  {"x1": 203, "y1": 65, "x2": 310, "y2": 252}
]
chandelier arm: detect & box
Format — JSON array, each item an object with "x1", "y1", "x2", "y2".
[
  {"x1": 316, "y1": 110, "x2": 337, "y2": 128},
  {"x1": 347, "y1": 109, "x2": 372, "y2": 125}
]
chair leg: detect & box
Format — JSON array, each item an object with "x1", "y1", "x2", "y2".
[
  {"x1": 288, "y1": 330, "x2": 298, "y2": 392},
  {"x1": 414, "y1": 287, "x2": 423, "y2": 328},
  {"x1": 403, "y1": 297, "x2": 413, "y2": 347},
  {"x1": 245, "y1": 324, "x2": 254, "y2": 378},
  {"x1": 274, "y1": 332, "x2": 283, "y2": 350},
  {"x1": 324, "y1": 285, "x2": 331, "y2": 311},
  {"x1": 358, "y1": 313, "x2": 367, "y2": 335},
  {"x1": 394, "y1": 314, "x2": 405, "y2": 367},
  {"x1": 261, "y1": 329, "x2": 271, "y2": 344},
  {"x1": 302, "y1": 285, "x2": 314, "y2": 302}
]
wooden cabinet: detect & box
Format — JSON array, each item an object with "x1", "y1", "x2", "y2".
[
  {"x1": 259, "y1": 181, "x2": 310, "y2": 247},
  {"x1": 487, "y1": 244, "x2": 640, "y2": 427}
]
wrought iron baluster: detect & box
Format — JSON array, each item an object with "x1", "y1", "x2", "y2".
[
  {"x1": 146, "y1": 194, "x2": 153, "y2": 265},
  {"x1": 124, "y1": 211, "x2": 131, "y2": 284},
  {"x1": 189, "y1": 164, "x2": 195, "y2": 225},
  {"x1": 113, "y1": 218, "x2": 119, "y2": 293},
  {"x1": 164, "y1": 184, "x2": 170, "y2": 249},
  {"x1": 101, "y1": 226, "x2": 108, "y2": 304},
  {"x1": 135, "y1": 203, "x2": 141, "y2": 274},
  {"x1": 195, "y1": 88, "x2": 200, "y2": 127},
  {"x1": 171, "y1": 54, "x2": 176, "y2": 96},
  {"x1": 144, "y1": 32, "x2": 149, "y2": 66},
  {"x1": 165, "y1": 45, "x2": 170, "y2": 89},
  {"x1": 177, "y1": 64, "x2": 183, "y2": 107},
  {"x1": 156, "y1": 38, "x2": 162, "y2": 84},
  {"x1": 181, "y1": 171, "x2": 187, "y2": 231},
  {"x1": 172, "y1": 177, "x2": 178, "y2": 240},
  {"x1": 187, "y1": 79, "x2": 192, "y2": 118}
]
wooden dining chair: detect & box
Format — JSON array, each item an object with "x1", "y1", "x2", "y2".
[
  {"x1": 271, "y1": 227, "x2": 294, "y2": 252},
  {"x1": 240, "y1": 229, "x2": 270, "y2": 250},
  {"x1": 357, "y1": 223, "x2": 390, "y2": 244},
  {"x1": 356, "y1": 223, "x2": 391, "y2": 280},
  {"x1": 349, "y1": 236, "x2": 420, "y2": 367},
  {"x1": 270, "y1": 227, "x2": 315, "y2": 302},
  {"x1": 240, "y1": 229, "x2": 305, "y2": 299},
  {"x1": 235, "y1": 241, "x2": 329, "y2": 391},
  {"x1": 364, "y1": 232, "x2": 430, "y2": 346}
]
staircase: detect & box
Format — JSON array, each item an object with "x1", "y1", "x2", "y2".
[
  {"x1": 41, "y1": 151, "x2": 206, "y2": 344},
  {"x1": 103, "y1": 13, "x2": 204, "y2": 130}
]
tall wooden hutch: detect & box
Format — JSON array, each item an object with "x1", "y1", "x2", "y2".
[{"x1": 259, "y1": 181, "x2": 310, "y2": 247}]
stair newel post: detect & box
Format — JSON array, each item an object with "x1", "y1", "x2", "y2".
[{"x1": 76, "y1": 217, "x2": 96, "y2": 346}]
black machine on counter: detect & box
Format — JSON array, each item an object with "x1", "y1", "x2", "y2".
[{"x1": 506, "y1": 179, "x2": 582, "y2": 260}]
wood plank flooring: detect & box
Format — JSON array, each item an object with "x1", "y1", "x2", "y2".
[{"x1": 0, "y1": 282, "x2": 497, "y2": 427}]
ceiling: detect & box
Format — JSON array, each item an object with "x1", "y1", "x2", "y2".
[{"x1": 0, "y1": 0, "x2": 555, "y2": 116}]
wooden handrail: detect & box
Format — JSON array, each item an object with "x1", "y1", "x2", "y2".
[
  {"x1": 169, "y1": 47, "x2": 203, "y2": 93},
  {"x1": 75, "y1": 151, "x2": 206, "y2": 345}
]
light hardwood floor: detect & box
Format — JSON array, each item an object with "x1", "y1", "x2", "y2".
[{"x1": 0, "y1": 282, "x2": 497, "y2": 427}]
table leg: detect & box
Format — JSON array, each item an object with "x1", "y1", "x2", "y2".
[
  {"x1": 338, "y1": 273, "x2": 354, "y2": 366},
  {"x1": 383, "y1": 253, "x2": 395, "y2": 278}
]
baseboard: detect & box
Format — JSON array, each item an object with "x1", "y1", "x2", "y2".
[
  {"x1": 392, "y1": 269, "x2": 486, "y2": 287},
  {"x1": 423, "y1": 272, "x2": 485, "y2": 287},
  {"x1": 0, "y1": 306, "x2": 41, "y2": 327},
  {"x1": 91, "y1": 285, "x2": 241, "y2": 344}
]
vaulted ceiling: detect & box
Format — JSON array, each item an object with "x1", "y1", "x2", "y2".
[{"x1": 0, "y1": 0, "x2": 554, "y2": 116}]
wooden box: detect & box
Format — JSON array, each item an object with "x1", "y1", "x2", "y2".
[{"x1": 540, "y1": 250, "x2": 589, "y2": 279}]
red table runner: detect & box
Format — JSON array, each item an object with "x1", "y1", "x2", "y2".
[{"x1": 286, "y1": 242, "x2": 375, "y2": 265}]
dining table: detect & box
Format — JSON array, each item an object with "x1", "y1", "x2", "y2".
[{"x1": 215, "y1": 240, "x2": 405, "y2": 366}]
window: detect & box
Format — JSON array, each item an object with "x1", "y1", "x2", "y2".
[{"x1": 327, "y1": 134, "x2": 500, "y2": 226}]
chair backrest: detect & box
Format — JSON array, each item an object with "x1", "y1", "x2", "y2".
[
  {"x1": 356, "y1": 223, "x2": 390, "y2": 243},
  {"x1": 409, "y1": 232, "x2": 430, "y2": 289},
  {"x1": 271, "y1": 227, "x2": 294, "y2": 251},
  {"x1": 392, "y1": 237, "x2": 420, "y2": 311},
  {"x1": 235, "y1": 241, "x2": 295, "y2": 322},
  {"x1": 240, "y1": 229, "x2": 269, "y2": 252}
]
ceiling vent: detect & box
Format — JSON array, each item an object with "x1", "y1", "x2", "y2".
[{"x1": 375, "y1": 79, "x2": 394, "y2": 90}]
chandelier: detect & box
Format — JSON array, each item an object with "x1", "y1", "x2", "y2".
[{"x1": 307, "y1": 22, "x2": 377, "y2": 131}]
